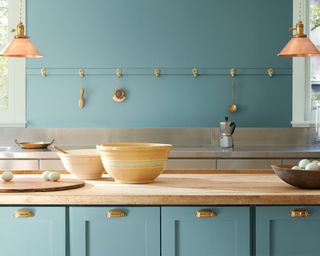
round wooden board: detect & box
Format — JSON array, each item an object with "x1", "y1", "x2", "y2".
[{"x1": 0, "y1": 176, "x2": 85, "y2": 192}]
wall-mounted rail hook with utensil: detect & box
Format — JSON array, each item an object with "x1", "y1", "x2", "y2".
[{"x1": 113, "y1": 68, "x2": 126, "y2": 102}]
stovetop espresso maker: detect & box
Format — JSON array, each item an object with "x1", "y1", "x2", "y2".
[{"x1": 219, "y1": 116, "x2": 236, "y2": 148}]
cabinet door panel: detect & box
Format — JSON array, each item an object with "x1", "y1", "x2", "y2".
[
  {"x1": 70, "y1": 207, "x2": 160, "y2": 256},
  {"x1": 0, "y1": 207, "x2": 66, "y2": 256},
  {"x1": 162, "y1": 206, "x2": 250, "y2": 256},
  {"x1": 256, "y1": 206, "x2": 320, "y2": 256}
]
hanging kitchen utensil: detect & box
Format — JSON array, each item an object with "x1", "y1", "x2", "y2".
[
  {"x1": 78, "y1": 86, "x2": 85, "y2": 109},
  {"x1": 78, "y1": 69, "x2": 85, "y2": 109},
  {"x1": 113, "y1": 75, "x2": 126, "y2": 102},
  {"x1": 228, "y1": 76, "x2": 238, "y2": 113}
]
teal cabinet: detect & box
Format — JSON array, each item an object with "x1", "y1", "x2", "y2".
[
  {"x1": 256, "y1": 206, "x2": 320, "y2": 256},
  {"x1": 0, "y1": 206, "x2": 66, "y2": 256},
  {"x1": 69, "y1": 206, "x2": 160, "y2": 256},
  {"x1": 162, "y1": 206, "x2": 251, "y2": 256}
]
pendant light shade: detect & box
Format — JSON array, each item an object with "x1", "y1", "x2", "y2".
[
  {"x1": 0, "y1": 22, "x2": 42, "y2": 58},
  {"x1": 278, "y1": 20, "x2": 320, "y2": 57}
]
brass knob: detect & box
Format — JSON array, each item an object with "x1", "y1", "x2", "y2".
[
  {"x1": 14, "y1": 209, "x2": 34, "y2": 218},
  {"x1": 290, "y1": 209, "x2": 311, "y2": 218},
  {"x1": 106, "y1": 209, "x2": 127, "y2": 218},
  {"x1": 195, "y1": 209, "x2": 216, "y2": 218}
]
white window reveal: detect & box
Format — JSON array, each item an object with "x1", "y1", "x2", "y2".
[
  {"x1": 292, "y1": 0, "x2": 320, "y2": 128},
  {"x1": 0, "y1": 0, "x2": 25, "y2": 127}
]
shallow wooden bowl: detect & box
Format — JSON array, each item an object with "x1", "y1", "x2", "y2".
[
  {"x1": 272, "y1": 165, "x2": 320, "y2": 189},
  {"x1": 97, "y1": 143, "x2": 172, "y2": 184}
]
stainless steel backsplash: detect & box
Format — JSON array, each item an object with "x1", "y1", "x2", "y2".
[{"x1": 0, "y1": 128, "x2": 314, "y2": 147}]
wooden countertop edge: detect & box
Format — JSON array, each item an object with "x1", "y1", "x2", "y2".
[{"x1": 0, "y1": 194, "x2": 320, "y2": 205}]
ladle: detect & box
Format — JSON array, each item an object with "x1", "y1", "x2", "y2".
[
  {"x1": 228, "y1": 76, "x2": 238, "y2": 113},
  {"x1": 52, "y1": 145, "x2": 68, "y2": 154}
]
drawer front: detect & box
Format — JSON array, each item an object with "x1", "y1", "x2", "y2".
[
  {"x1": 0, "y1": 206, "x2": 66, "y2": 256},
  {"x1": 39, "y1": 159, "x2": 65, "y2": 170},
  {"x1": 165, "y1": 159, "x2": 216, "y2": 170},
  {"x1": 70, "y1": 207, "x2": 160, "y2": 256},
  {"x1": 0, "y1": 160, "x2": 38, "y2": 170},
  {"x1": 162, "y1": 206, "x2": 250, "y2": 256},
  {"x1": 217, "y1": 159, "x2": 281, "y2": 169},
  {"x1": 256, "y1": 206, "x2": 320, "y2": 256}
]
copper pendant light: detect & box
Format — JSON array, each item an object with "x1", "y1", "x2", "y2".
[
  {"x1": 278, "y1": 20, "x2": 320, "y2": 57},
  {"x1": 278, "y1": 0, "x2": 320, "y2": 57},
  {"x1": 0, "y1": 0, "x2": 42, "y2": 58}
]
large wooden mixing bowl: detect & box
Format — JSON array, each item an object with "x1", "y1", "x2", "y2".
[{"x1": 272, "y1": 165, "x2": 320, "y2": 189}]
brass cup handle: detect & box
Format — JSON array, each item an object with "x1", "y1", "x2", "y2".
[
  {"x1": 195, "y1": 209, "x2": 216, "y2": 218},
  {"x1": 106, "y1": 209, "x2": 127, "y2": 218},
  {"x1": 290, "y1": 209, "x2": 311, "y2": 218},
  {"x1": 14, "y1": 209, "x2": 34, "y2": 218}
]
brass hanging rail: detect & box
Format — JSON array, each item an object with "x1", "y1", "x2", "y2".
[{"x1": 28, "y1": 67, "x2": 291, "y2": 77}]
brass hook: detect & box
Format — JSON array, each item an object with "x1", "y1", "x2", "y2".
[
  {"x1": 230, "y1": 68, "x2": 237, "y2": 77},
  {"x1": 79, "y1": 69, "x2": 85, "y2": 78},
  {"x1": 192, "y1": 68, "x2": 199, "y2": 77},
  {"x1": 154, "y1": 68, "x2": 161, "y2": 77},
  {"x1": 116, "y1": 68, "x2": 123, "y2": 78},
  {"x1": 41, "y1": 68, "x2": 47, "y2": 77},
  {"x1": 267, "y1": 68, "x2": 274, "y2": 78}
]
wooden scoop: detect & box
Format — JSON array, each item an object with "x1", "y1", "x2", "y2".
[
  {"x1": 52, "y1": 145, "x2": 68, "y2": 154},
  {"x1": 78, "y1": 87, "x2": 85, "y2": 109}
]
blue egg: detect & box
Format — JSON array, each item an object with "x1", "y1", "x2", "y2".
[
  {"x1": 49, "y1": 172, "x2": 60, "y2": 182},
  {"x1": 1, "y1": 171, "x2": 13, "y2": 182},
  {"x1": 42, "y1": 171, "x2": 51, "y2": 181}
]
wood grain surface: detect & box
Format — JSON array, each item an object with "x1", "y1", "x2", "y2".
[{"x1": 0, "y1": 171, "x2": 319, "y2": 205}]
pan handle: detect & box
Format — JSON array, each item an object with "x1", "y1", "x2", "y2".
[{"x1": 47, "y1": 139, "x2": 55, "y2": 146}]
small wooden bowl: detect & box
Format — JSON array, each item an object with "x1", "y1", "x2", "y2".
[{"x1": 272, "y1": 165, "x2": 320, "y2": 189}]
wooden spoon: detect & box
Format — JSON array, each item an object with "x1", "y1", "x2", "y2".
[
  {"x1": 78, "y1": 87, "x2": 85, "y2": 109},
  {"x1": 52, "y1": 145, "x2": 68, "y2": 154}
]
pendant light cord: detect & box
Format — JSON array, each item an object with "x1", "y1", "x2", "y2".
[
  {"x1": 19, "y1": 0, "x2": 22, "y2": 23},
  {"x1": 299, "y1": 0, "x2": 302, "y2": 21}
]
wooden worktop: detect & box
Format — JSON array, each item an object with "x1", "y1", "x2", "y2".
[{"x1": 1, "y1": 170, "x2": 320, "y2": 205}]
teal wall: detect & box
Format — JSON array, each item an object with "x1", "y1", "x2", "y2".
[{"x1": 26, "y1": 0, "x2": 292, "y2": 128}]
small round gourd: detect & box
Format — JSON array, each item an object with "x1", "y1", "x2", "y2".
[
  {"x1": 1, "y1": 171, "x2": 13, "y2": 182},
  {"x1": 48, "y1": 172, "x2": 60, "y2": 182}
]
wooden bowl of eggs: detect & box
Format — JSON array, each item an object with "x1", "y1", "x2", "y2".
[{"x1": 272, "y1": 159, "x2": 320, "y2": 189}]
